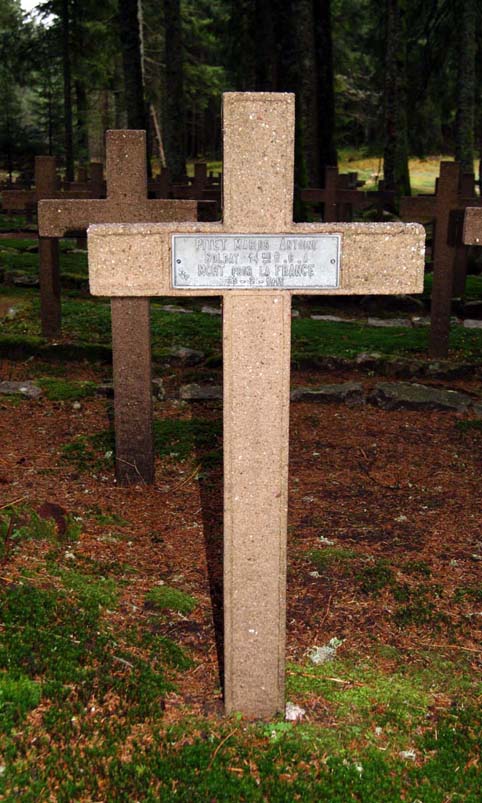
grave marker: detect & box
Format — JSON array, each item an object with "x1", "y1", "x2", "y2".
[
  {"x1": 400, "y1": 162, "x2": 482, "y2": 358},
  {"x1": 87, "y1": 93, "x2": 425, "y2": 718},
  {"x1": 39, "y1": 131, "x2": 201, "y2": 486}
]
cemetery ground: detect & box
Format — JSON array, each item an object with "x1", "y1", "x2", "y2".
[{"x1": 0, "y1": 237, "x2": 481, "y2": 801}]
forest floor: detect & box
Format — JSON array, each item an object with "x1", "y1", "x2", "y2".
[{"x1": 0, "y1": 235, "x2": 481, "y2": 800}]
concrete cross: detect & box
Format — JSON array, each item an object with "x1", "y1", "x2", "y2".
[
  {"x1": 400, "y1": 162, "x2": 482, "y2": 358},
  {"x1": 88, "y1": 93, "x2": 424, "y2": 719},
  {"x1": 39, "y1": 130, "x2": 202, "y2": 486}
]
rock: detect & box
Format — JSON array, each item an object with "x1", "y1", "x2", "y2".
[
  {"x1": 291, "y1": 382, "x2": 364, "y2": 406},
  {"x1": 201, "y1": 305, "x2": 221, "y2": 315},
  {"x1": 152, "y1": 377, "x2": 165, "y2": 400},
  {"x1": 5, "y1": 307, "x2": 18, "y2": 320},
  {"x1": 310, "y1": 314, "x2": 356, "y2": 323},
  {"x1": 367, "y1": 317, "x2": 412, "y2": 328},
  {"x1": 167, "y1": 347, "x2": 204, "y2": 365},
  {"x1": 285, "y1": 702, "x2": 306, "y2": 722},
  {"x1": 72, "y1": 401, "x2": 81, "y2": 410},
  {"x1": 361, "y1": 294, "x2": 425, "y2": 314},
  {"x1": 463, "y1": 300, "x2": 482, "y2": 319},
  {"x1": 11, "y1": 273, "x2": 39, "y2": 288},
  {"x1": 463, "y1": 319, "x2": 482, "y2": 329},
  {"x1": 369, "y1": 382, "x2": 471, "y2": 412},
  {"x1": 291, "y1": 309, "x2": 300, "y2": 317},
  {"x1": 411, "y1": 316, "x2": 430, "y2": 327},
  {"x1": 0, "y1": 380, "x2": 42, "y2": 399},
  {"x1": 355, "y1": 352, "x2": 384, "y2": 368},
  {"x1": 179, "y1": 383, "x2": 222, "y2": 401},
  {"x1": 160, "y1": 304, "x2": 192, "y2": 314},
  {"x1": 307, "y1": 638, "x2": 343, "y2": 665}
]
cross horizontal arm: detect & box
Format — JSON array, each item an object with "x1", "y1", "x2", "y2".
[
  {"x1": 463, "y1": 208, "x2": 482, "y2": 245},
  {"x1": 39, "y1": 198, "x2": 199, "y2": 237},
  {"x1": 88, "y1": 220, "x2": 425, "y2": 297},
  {"x1": 399, "y1": 195, "x2": 437, "y2": 221}
]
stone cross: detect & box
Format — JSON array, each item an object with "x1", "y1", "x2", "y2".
[
  {"x1": 88, "y1": 93, "x2": 424, "y2": 719},
  {"x1": 39, "y1": 131, "x2": 200, "y2": 486},
  {"x1": 400, "y1": 162, "x2": 482, "y2": 358}
]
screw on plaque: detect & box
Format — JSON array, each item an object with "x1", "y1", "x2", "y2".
[{"x1": 176, "y1": 259, "x2": 182, "y2": 264}]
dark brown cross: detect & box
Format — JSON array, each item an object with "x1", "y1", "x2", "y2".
[
  {"x1": 400, "y1": 162, "x2": 482, "y2": 358},
  {"x1": 301, "y1": 166, "x2": 368, "y2": 221},
  {"x1": 38, "y1": 130, "x2": 202, "y2": 486}
]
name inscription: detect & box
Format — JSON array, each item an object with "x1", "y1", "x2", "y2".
[{"x1": 172, "y1": 234, "x2": 341, "y2": 289}]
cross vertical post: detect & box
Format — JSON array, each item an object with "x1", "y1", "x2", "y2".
[
  {"x1": 36, "y1": 156, "x2": 61, "y2": 338},
  {"x1": 221, "y1": 94, "x2": 294, "y2": 717},
  {"x1": 107, "y1": 133, "x2": 154, "y2": 485}
]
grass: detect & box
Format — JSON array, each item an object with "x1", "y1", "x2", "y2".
[
  {"x1": 338, "y1": 152, "x2": 481, "y2": 195},
  {"x1": 37, "y1": 377, "x2": 97, "y2": 400},
  {"x1": 145, "y1": 585, "x2": 197, "y2": 615},
  {"x1": 61, "y1": 418, "x2": 223, "y2": 472}
]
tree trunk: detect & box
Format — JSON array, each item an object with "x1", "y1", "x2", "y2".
[
  {"x1": 383, "y1": 0, "x2": 410, "y2": 198},
  {"x1": 118, "y1": 0, "x2": 148, "y2": 131},
  {"x1": 313, "y1": 0, "x2": 337, "y2": 179},
  {"x1": 163, "y1": 0, "x2": 186, "y2": 181},
  {"x1": 61, "y1": 0, "x2": 74, "y2": 182},
  {"x1": 455, "y1": 0, "x2": 476, "y2": 172},
  {"x1": 72, "y1": 0, "x2": 88, "y2": 163}
]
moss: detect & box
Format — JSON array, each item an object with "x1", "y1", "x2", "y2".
[
  {"x1": 37, "y1": 377, "x2": 97, "y2": 401},
  {"x1": 145, "y1": 585, "x2": 197, "y2": 615},
  {"x1": 309, "y1": 546, "x2": 358, "y2": 572}
]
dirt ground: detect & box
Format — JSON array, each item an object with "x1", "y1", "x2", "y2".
[{"x1": 1, "y1": 361, "x2": 480, "y2": 723}]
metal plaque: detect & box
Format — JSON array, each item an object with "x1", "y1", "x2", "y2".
[{"x1": 172, "y1": 234, "x2": 341, "y2": 290}]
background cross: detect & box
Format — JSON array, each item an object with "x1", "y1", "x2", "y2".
[
  {"x1": 400, "y1": 162, "x2": 482, "y2": 358},
  {"x1": 39, "y1": 131, "x2": 202, "y2": 485}
]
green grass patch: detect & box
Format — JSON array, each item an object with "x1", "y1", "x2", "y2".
[
  {"x1": 355, "y1": 559, "x2": 395, "y2": 594},
  {"x1": 62, "y1": 418, "x2": 222, "y2": 472},
  {"x1": 309, "y1": 546, "x2": 357, "y2": 572},
  {"x1": 37, "y1": 376, "x2": 97, "y2": 401},
  {"x1": 145, "y1": 584, "x2": 197, "y2": 615},
  {"x1": 456, "y1": 418, "x2": 482, "y2": 433}
]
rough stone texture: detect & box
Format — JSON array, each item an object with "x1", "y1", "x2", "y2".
[
  {"x1": 179, "y1": 383, "x2": 222, "y2": 400},
  {"x1": 0, "y1": 381, "x2": 42, "y2": 399},
  {"x1": 369, "y1": 382, "x2": 471, "y2": 412},
  {"x1": 290, "y1": 382, "x2": 364, "y2": 405},
  {"x1": 463, "y1": 207, "x2": 482, "y2": 245},
  {"x1": 88, "y1": 220, "x2": 425, "y2": 298},
  {"x1": 463, "y1": 319, "x2": 482, "y2": 329}
]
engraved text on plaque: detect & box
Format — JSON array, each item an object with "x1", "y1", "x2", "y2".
[{"x1": 172, "y1": 234, "x2": 341, "y2": 289}]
